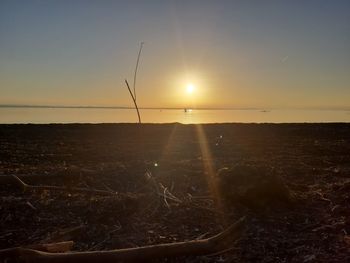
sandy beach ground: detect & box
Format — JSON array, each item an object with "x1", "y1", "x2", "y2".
[{"x1": 0, "y1": 123, "x2": 349, "y2": 262}]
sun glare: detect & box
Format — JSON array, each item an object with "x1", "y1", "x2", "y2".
[{"x1": 186, "y1": 83, "x2": 195, "y2": 94}]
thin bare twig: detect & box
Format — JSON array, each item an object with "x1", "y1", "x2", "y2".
[
  {"x1": 125, "y1": 79, "x2": 141, "y2": 123},
  {"x1": 125, "y1": 42, "x2": 144, "y2": 124},
  {"x1": 133, "y1": 42, "x2": 144, "y2": 101},
  {"x1": 12, "y1": 175, "x2": 116, "y2": 196},
  {"x1": 163, "y1": 186, "x2": 170, "y2": 209}
]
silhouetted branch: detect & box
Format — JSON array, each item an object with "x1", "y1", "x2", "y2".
[
  {"x1": 124, "y1": 42, "x2": 144, "y2": 124},
  {"x1": 133, "y1": 42, "x2": 144, "y2": 101},
  {"x1": 125, "y1": 79, "x2": 141, "y2": 123}
]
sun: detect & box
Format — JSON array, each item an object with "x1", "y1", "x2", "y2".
[{"x1": 186, "y1": 83, "x2": 195, "y2": 94}]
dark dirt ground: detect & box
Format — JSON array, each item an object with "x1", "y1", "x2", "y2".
[{"x1": 0, "y1": 123, "x2": 350, "y2": 262}]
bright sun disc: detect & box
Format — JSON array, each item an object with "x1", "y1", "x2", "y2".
[{"x1": 186, "y1": 83, "x2": 195, "y2": 94}]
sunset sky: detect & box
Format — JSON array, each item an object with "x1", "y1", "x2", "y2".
[{"x1": 1, "y1": 1, "x2": 349, "y2": 109}]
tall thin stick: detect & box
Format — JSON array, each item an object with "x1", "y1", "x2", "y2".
[
  {"x1": 125, "y1": 42, "x2": 144, "y2": 123},
  {"x1": 125, "y1": 79, "x2": 141, "y2": 123},
  {"x1": 133, "y1": 42, "x2": 144, "y2": 101}
]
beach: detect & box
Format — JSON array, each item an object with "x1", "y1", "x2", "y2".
[{"x1": 0, "y1": 123, "x2": 350, "y2": 262}]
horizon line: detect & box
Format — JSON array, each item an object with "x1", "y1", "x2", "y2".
[{"x1": 0, "y1": 104, "x2": 349, "y2": 111}]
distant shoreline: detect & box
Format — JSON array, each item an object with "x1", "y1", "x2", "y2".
[{"x1": 0, "y1": 105, "x2": 349, "y2": 111}]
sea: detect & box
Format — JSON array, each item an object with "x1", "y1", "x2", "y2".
[{"x1": 0, "y1": 107, "x2": 349, "y2": 124}]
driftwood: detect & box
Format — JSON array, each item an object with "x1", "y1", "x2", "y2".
[
  {"x1": 43, "y1": 226, "x2": 85, "y2": 243},
  {"x1": 0, "y1": 217, "x2": 245, "y2": 263},
  {"x1": 0, "y1": 241, "x2": 74, "y2": 261},
  {"x1": 26, "y1": 241, "x2": 74, "y2": 253},
  {"x1": 11, "y1": 175, "x2": 116, "y2": 196}
]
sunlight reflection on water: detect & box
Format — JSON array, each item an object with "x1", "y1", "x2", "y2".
[{"x1": 0, "y1": 107, "x2": 349, "y2": 124}]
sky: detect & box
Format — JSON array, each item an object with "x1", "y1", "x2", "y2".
[{"x1": 0, "y1": 0, "x2": 349, "y2": 109}]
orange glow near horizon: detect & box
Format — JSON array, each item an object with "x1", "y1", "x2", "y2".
[{"x1": 1, "y1": 2, "x2": 349, "y2": 112}]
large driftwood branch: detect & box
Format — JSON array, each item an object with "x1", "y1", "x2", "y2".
[
  {"x1": 26, "y1": 241, "x2": 74, "y2": 253},
  {"x1": 0, "y1": 217, "x2": 245, "y2": 263},
  {"x1": 43, "y1": 226, "x2": 85, "y2": 243},
  {"x1": 0, "y1": 241, "x2": 74, "y2": 261},
  {"x1": 11, "y1": 175, "x2": 116, "y2": 196}
]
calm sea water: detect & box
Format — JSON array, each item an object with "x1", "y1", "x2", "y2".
[{"x1": 0, "y1": 107, "x2": 349, "y2": 124}]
